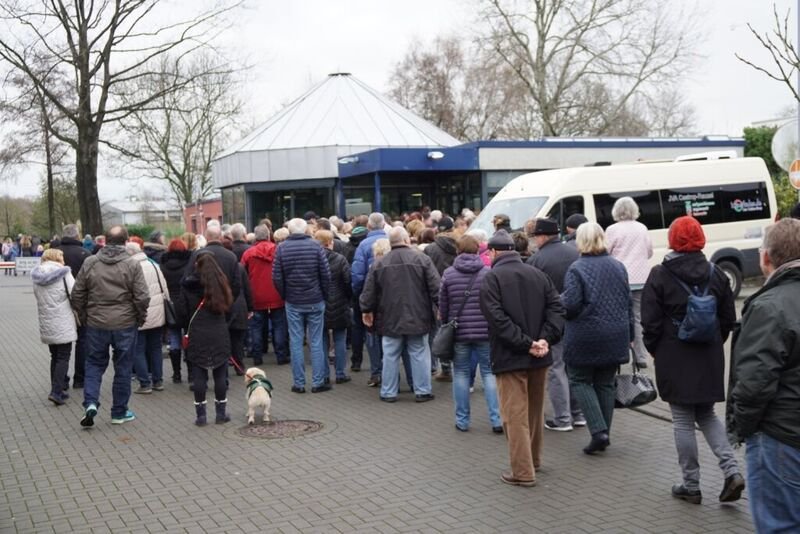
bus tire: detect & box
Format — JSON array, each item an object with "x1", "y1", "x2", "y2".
[{"x1": 717, "y1": 260, "x2": 742, "y2": 298}]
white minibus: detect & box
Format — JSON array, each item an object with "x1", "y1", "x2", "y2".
[{"x1": 470, "y1": 156, "x2": 777, "y2": 297}]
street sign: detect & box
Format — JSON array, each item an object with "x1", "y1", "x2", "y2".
[
  {"x1": 790, "y1": 159, "x2": 800, "y2": 190},
  {"x1": 15, "y1": 257, "x2": 40, "y2": 272}
]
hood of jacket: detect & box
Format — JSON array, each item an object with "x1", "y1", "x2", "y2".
[
  {"x1": 349, "y1": 231, "x2": 368, "y2": 247},
  {"x1": 249, "y1": 239, "x2": 277, "y2": 262},
  {"x1": 31, "y1": 261, "x2": 71, "y2": 286},
  {"x1": 161, "y1": 249, "x2": 192, "y2": 268},
  {"x1": 144, "y1": 242, "x2": 167, "y2": 252},
  {"x1": 434, "y1": 235, "x2": 457, "y2": 255},
  {"x1": 663, "y1": 251, "x2": 711, "y2": 286},
  {"x1": 453, "y1": 253, "x2": 485, "y2": 273},
  {"x1": 97, "y1": 245, "x2": 130, "y2": 265},
  {"x1": 59, "y1": 236, "x2": 83, "y2": 248}
]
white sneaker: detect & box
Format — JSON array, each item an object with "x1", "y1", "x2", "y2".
[
  {"x1": 573, "y1": 418, "x2": 587, "y2": 427},
  {"x1": 544, "y1": 420, "x2": 573, "y2": 432}
]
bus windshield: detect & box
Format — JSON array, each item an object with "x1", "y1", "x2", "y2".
[{"x1": 469, "y1": 196, "x2": 548, "y2": 235}]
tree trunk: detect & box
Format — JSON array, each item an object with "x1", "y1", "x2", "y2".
[
  {"x1": 76, "y1": 127, "x2": 103, "y2": 236},
  {"x1": 44, "y1": 132, "x2": 55, "y2": 238}
]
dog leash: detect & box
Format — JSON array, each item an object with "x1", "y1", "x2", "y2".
[{"x1": 229, "y1": 356, "x2": 245, "y2": 374}]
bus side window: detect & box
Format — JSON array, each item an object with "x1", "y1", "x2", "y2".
[
  {"x1": 546, "y1": 196, "x2": 585, "y2": 233},
  {"x1": 594, "y1": 191, "x2": 663, "y2": 230}
]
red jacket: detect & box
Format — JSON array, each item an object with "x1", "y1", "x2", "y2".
[{"x1": 241, "y1": 240, "x2": 284, "y2": 310}]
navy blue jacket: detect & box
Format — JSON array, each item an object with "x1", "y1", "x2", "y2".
[
  {"x1": 272, "y1": 234, "x2": 330, "y2": 305},
  {"x1": 561, "y1": 253, "x2": 634, "y2": 367},
  {"x1": 440, "y1": 253, "x2": 489, "y2": 342}
]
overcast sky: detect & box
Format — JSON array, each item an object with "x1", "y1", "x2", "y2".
[{"x1": 2, "y1": 0, "x2": 796, "y2": 200}]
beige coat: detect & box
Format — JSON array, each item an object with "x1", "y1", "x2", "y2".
[{"x1": 132, "y1": 252, "x2": 170, "y2": 331}]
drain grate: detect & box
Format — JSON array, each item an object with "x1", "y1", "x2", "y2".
[{"x1": 237, "y1": 420, "x2": 323, "y2": 439}]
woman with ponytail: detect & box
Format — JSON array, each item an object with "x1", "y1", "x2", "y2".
[{"x1": 177, "y1": 252, "x2": 234, "y2": 425}]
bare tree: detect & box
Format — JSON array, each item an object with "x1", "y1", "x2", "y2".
[
  {"x1": 118, "y1": 52, "x2": 243, "y2": 208},
  {"x1": 0, "y1": 1, "x2": 241, "y2": 235},
  {"x1": 481, "y1": 0, "x2": 698, "y2": 137},
  {"x1": 1, "y1": 64, "x2": 73, "y2": 236},
  {"x1": 388, "y1": 36, "x2": 538, "y2": 141},
  {"x1": 736, "y1": 4, "x2": 800, "y2": 103}
]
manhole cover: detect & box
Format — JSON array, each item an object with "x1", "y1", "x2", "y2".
[{"x1": 237, "y1": 420, "x2": 323, "y2": 439}]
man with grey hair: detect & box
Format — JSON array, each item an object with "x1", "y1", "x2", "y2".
[
  {"x1": 360, "y1": 226, "x2": 441, "y2": 402},
  {"x1": 729, "y1": 218, "x2": 800, "y2": 529},
  {"x1": 351, "y1": 212, "x2": 388, "y2": 386},
  {"x1": 230, "y1": 223, "x2": 250, "y2": 261},
  {"x1": 273, "y1": 218, "x2": 331, "y2": 393},
  {"x1": 242, "y1": 225, "x2": 289, "y2": 366},
  {"x1": 57, "y1": 223, "x2": 90, "y2": 388}
]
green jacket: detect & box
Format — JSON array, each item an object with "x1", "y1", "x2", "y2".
[{"x1": 728, "y1": 267, "x2": 800, "y2": 449}]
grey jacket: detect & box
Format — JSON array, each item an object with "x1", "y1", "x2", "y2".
[{"x1": 71, "y1": 245, "x2": 150, "y2": 330}]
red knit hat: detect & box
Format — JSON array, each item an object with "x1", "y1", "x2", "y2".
[{"x1": 668, "y1": 216, "x2": 706, "y2": 252}]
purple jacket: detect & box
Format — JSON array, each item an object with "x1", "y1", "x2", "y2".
[{"x1": 439, "y1": 253, "x2": 489, "y2": 342}]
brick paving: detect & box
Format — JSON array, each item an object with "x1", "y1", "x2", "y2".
[{"x1": 0, "y1": 273, "x2": 755, "y2": 533}]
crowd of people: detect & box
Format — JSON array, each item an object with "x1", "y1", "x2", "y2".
[{"x1": 22, "y1": 202, "x2": 800, "y2": 531}]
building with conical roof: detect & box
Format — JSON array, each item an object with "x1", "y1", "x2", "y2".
[{"x1": 213, "y1": 73, "x2": 460, "y2": 225}]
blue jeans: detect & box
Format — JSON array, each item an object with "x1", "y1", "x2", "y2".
[
  {"x1": 324, "y1": 328, "x2": 348, "y2": 379},
  {"x1": 367, "y1": 331, "x2": 383, "y2": 378},
  {"x1": 746, "y1": 432, "x2": 800, "y2": 532},
  {"x1": 167, "y1": 327, "x2": 182, "y2": 352},
  {"x1": 381, "y1": 334, "x2": 431, "y2": 397},
  {"x1": 453, "y1": 341, "x2": 501, "y2": 429},
  {"x1": 285, "y1": 301, "x2": 326, "y2": 388},
  {"x1": 133, "y1": 327, "x2": 163, "y2": 387},
  {"x1": 249, "y1": 308, "x2": 288, "y2": 364},
  {"x1": 84, "y1": 326, "x2": 137, "y2": 418}
]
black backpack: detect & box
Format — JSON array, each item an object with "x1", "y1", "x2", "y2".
[{"x1": 668, "y1": 263, "x2": 718, "y2": 344}]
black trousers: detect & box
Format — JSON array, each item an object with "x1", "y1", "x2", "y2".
[
  {"x1": 192, "y1": 363, "x2": 228, "y2": 403},
  {"x1": 230, "y1": 329, "x2": 245, "y2": 373},
  {"x1": 49, "y1": 343, "x2": 71, "y2": 396}
]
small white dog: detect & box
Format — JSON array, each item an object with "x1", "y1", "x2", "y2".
[{"x1": 244, "y1": 367, "x2": 273, "y2": 425}]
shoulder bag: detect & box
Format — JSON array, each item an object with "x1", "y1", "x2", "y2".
[
  {"x1": 615, "y1": 354, "x2": 657, "y2": 408},
  {"x1": 151, "y1": 262, "x2": 177, "y2": 327},
  {"x1": 432, "y1": 270, "x2": 480, "y2": 362}
]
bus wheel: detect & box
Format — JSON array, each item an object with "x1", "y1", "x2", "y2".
[{"x1": 718, "y1": 260, "x2": 742, "y2": 298}]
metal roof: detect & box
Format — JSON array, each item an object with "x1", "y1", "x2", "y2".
[{"x1": 218, "y1": 73, "x2": 460, "y2": 157}]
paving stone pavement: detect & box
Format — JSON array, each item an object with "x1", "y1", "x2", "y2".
[{"x1": 0, "y1": 274, "x2": 755, "y2": 533}]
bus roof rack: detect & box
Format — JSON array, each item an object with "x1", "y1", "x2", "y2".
[{"x1": 674, "y1": 150, "x2": 738, "y2": 162}]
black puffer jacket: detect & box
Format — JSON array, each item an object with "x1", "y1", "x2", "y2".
[
  {"x1": 728, "y1": 264, "x2": 800, "y2": 449},
  {"x1": 424, "y1": 235, "x2": 457, "y2": 275},
  {"x1": 480, "y1": 252, "x2": 565, "y2": 374},
  {"x1": 641, "y1": 252, "x2": 736, "y2": 404},
  {"x1": 323, "y1": 248, "x2": 352, "y2": 330},
  {"x1": 176, "y1": 274, "x2": 231, "y2": 370},
  {"x1": 56, "y1": 237, "x2": 90, "y2": 278},
  {"x1": 159, "y1": 250, "x2": 192, "y2": 301}
]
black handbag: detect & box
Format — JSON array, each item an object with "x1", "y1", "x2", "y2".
[
  {"x1": 432, "y1": 270, "x2": 480, "y2": 362},
  {"x1": 614, "y1": 358, "x2": 657, "y2": 408},
  {"x1": 151, "y1": 262, "x2": 177, "y2": 327}
]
